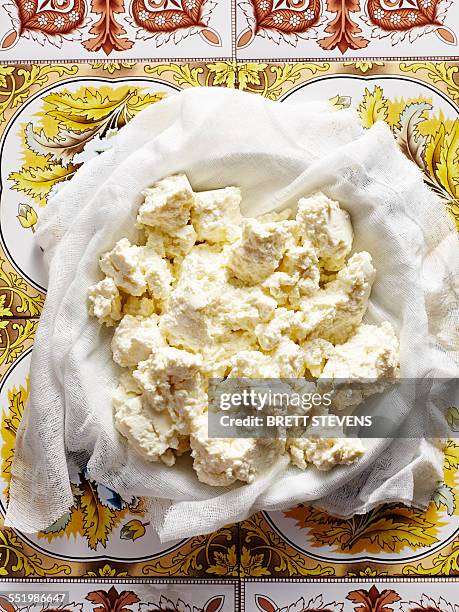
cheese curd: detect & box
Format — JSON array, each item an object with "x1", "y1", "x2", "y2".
[
  {"x1": 296, "y1": 192, "x2": 353, "y2": 271},
  {"x1": 111, "y1": 314, "x2": 164, "y2": 367},
  {"x1": 88, "y1": 277, "x2": 122, "y2": 326},
  {"x1": 227, "y1": 219, "x2": 292, "y2": 285},
  {"x1": 192, "y1": 187, "x2": 242, "y2": 243},
  {"x1": 88, "y1": 173, "x2": 400, "y2": 485},
  {"x1": 138, "y1": 173, "x2": 194, "y2": 232}
]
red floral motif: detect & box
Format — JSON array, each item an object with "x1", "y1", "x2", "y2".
[
  {"x1": 1, "y1": 0, "x2": 87, "y2": 49},
  {"x1": 364, "y1": 0, "x2": 456, "y2": 45},
  {"x1": 86, "y1": 586, "x2": 140, "y2": 612},
  {"x1": 319, "y1": 0, "x2": 369, "y2": 53},
  {"x1": 84, "y1": 0, "x2": 134, "y2": 53},
  {"x1": 237, "y1": 0, "x2": 322, "y2": 48},
  {"x1": 347, "y1": 586, "x2": 401, "y2": 612},
  {"x1": 129, "y1": 0, "x2": 222, "y2": 47}
]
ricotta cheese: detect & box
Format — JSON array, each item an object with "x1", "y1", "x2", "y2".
[
  {"x1": 296, "y1": 192, "x2": 353, "y2": 271},
  {"x1": 137, "y1": 173, "x2": 194, "y2": 232},
  {"x1": 88, "y1": 277, "x2": 122, "y2": 327},
  {"x1": 88, "y1": 173, "x2": 400, "y2": 485}
]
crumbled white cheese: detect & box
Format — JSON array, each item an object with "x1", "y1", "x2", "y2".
[
  {"x1": 165, "y1": 225, "x2": 197, "y2": 259},
  {"x1": 192, "y1": 187, "x2": 242, "y2": 243},
  {"x1": 190, "y1": 412, "x2": 286, "y2": 486},
  {"x1": 88, "y1": 277, "x2": 122, "y2": 326},
  {"x1": 227, "y1": 219, "x2": 292, "y2": 285},
  {"x1": 319, "y1": 322, "x2": 400, "y2": 410},
  {"x1": 298, "y1": 251, "x2": 376, "y2": 344},
  {"x1": 138, "y1": 174, "x2": 194, "y2": 232},
  {"x1": 143, "y1": 249, "x2": 173, "y2": 305},
  {"x1": 133, "y1": 346, "x2": 205, "y2": 420},
  {"x1": 88, "y1": 174, "x2": 400, "y2": 484},
  {"x1": 113, "y1": 381, "x2": 189, "y2": 466},
  {"x1": 99, "y1": 238, "x2": 147, "y2": 296},
  {"x1": 255, "y1": 307, "x2": 300, "y2": 351},
  {"x1": 301, "y1": 338, "x2": 334, "y2": 377},
  {"x1": 123, "y1": 295, "x2": 156, "y2": 318},
  {"x1": 287, "y1": 437, "x2": 364, "y2": 471},
  {"x1": 111, "y1": 314, "x2": 164, "y2": 367},
  {"x1": 296, "y1": 192, "x2": 353, "y2": 271}
]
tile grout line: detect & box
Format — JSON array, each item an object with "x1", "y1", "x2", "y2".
[{"x1": 1, "y1": 57, "x2": 459, "y2": 65}]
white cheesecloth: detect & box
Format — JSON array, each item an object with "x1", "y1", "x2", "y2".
[{"x1": 5, "y1": 87, "x2": 459, "y2": 541}]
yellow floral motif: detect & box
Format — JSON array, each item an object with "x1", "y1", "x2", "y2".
[
  {"x1": 207, "y1": 62, "x2": 238, "y2": 88},
  {"x1": 10, "y1": 86, "x2": 166, "y2": 213},
  {"x1": 242, "y1": 513, "x2": 335, "y2": 576},
  {"x1": 240, "y1": 546, "x2": 270, "y2": 577},
  {"x1": 146, "y1": 63, "x2": 329, "y2": 100},
  {"x1": 400, "y1": 62, "x2": 459, "y2": 102},
  {"x1": 0, "y1": 319, "x2": 38, "y2": 368},
  {"x1": 329, "y1": 94, "x2": 351, "y2": 110},
  {"x1": 16, "y1": 203, "x2": 38, "y2": 231},
  {"x1": 358, "y1": 85, "x2": 388, "y2": 128},
  {"x1": 91, "y1": 63, "x2": 136, "y2": 74},
  {"x1": 206, "y1": 544, "x2": 280, "y2": 577},
  {"x1": 1, "y1": 375, "x2": 144, "y2": 551},
  {"x1": 347, "y1": 567, "x2": 388, "y2": 577},
  {"x1": 38, "y1": 477, "x2": 145, "y2": 550},
  {"x1": 357, "y1": 86, "x2": 459, "y2": 229},
  {"x1": 403, "y1": 539, "x2": 459, "y2": 575},
  {"x1": 120, "y1": 519, "x2": 149, "y2": 541},
  {"x1": 0, "y1": 65, "x2": 78, "y2": 123},
  {"x1": 145, "y1": 64, "x2": 205, "y2": 88},
  {"x1": 247, "y1": 63, "x2": 330, "y2": 100},
  {"x1": 0, "y1": 528, "x2": 70, "y2": 577},
  {"x1": 1, "y1": 379, "x2": 29, "y2": 500},
  {"x1": 344, "y1": 62, "x2": 384, "y2": 73},
  {"x1": 207, "y1": 62, "x2": 269, "y2": 91},
  {"x1": 143, "y1": 527, "x2": 236, "y2": 576},
  {"x1": 85, "y1": 563, "x2": 128, "y2": 577},
  {"x1": 0, "y1": 67, "x2": 15, "y2": 89},
  {"x1": 10, "y1": 163, "x2": 79, "y2": 207},
  {"x1": 207, "y1": 544, "x2": 238, "y2": 576},
  {"x1": 0, "y1": 259, "x2": 44, "y2": 317},
  {"x1": 285, "y1": 439, "x2": 458, "y2": 561},
  {"x1": 284, "y1": 503, "x2": 445, "y2": 554}
]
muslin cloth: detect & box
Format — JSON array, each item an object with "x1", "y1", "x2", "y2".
[{"x1": 6, "y1": 87, "x2": 459, "y2": 541}]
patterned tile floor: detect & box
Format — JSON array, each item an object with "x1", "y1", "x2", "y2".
[
  {"x1": 0, "y1": 0, "x2": 459, "y2": 62},
  {"x1": 0, "y1": 59, "x2": 457, "y2": 607}
]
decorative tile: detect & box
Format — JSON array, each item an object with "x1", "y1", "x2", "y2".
[
  {"x1": 240, "y1": 490, "x2": 459, "y2": 577},
  {"x1": 0, "y1": 348, "x2": 239, "y2": 577},
  {"x1": 0, "y1": 246, "x2": 44, "y2": 318},
  {"x1": 0, "y1": 0, "x2": 234, "y2": 61},
  {"x1": 242, "y1": 578, "x2": 459, "y2": 612},
  {"x1": 235, "y1": 60, "x2": 459, "y2": 579},
  {"x1": 0, "y1": 318, "x2": 37, "y2": 380},
  {"x1": 236, "y1": 0, "x2": 459, "y2": 61},
  {"x1": 231, "y1": 61, "x2": 459, "y2": 230},
  {"x1": 0, "y1": 60, "x2": 244, "y2": 578},
  {"x1": 0, "y1": 59, "x2": 457, "y2": 585},
  {"x1": 0, "y1": 61, "x2": 234, "y2": 294},
  {"x1": 0, "y1": 578, "x2": 239, "y2": 610}
]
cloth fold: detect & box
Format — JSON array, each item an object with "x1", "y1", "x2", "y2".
[{"x1": 6, "y1": 87, "x2": 458, "y2": 541}]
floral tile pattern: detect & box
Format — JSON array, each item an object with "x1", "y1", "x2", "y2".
[
  {"x1": 0, "y1": 60, "x2": 457, "y2": 589},
  {"x1": 235, "y1": 0, "x2": 459, "y2": 60},
  {"x1": 0, "y1": 0, "x2": 234, "y2": 61},
  {"x1": 0, "y1": 344, "x2": 239, "y2": 577},
  {"x1": 242, "y1": 578, "x2": 459, "y2": 612},
  {"x1": 0, "y1": 579, "x2": 239, "y2": 610},
  {"x1": 0, "y1": 0, "x2": 458, "y2": 63}
]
